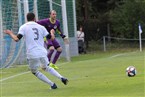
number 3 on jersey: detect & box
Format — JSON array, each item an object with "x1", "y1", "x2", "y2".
[{"x1": 33, "y1": 28, "x2": 39, "y2": 40}]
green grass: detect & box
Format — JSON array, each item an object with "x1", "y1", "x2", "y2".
[{"x1": 0, "y1": 51, "x2": 144, "y2": 97}]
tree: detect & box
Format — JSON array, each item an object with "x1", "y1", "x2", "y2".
[
  {"x1": 111, "y1": 0, "x2": 145, "y2": 38},
  {"x1": 76, "y1": 0, "x2": 122, "y2": 38}
]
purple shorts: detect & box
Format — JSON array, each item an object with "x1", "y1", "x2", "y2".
[{"x1": 45, "y1": 38, "x2": 60, "y2": 49}]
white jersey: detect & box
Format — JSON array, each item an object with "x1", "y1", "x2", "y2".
[{"x1": 18, "y1": 21, "x2": 49, "y2": 59}]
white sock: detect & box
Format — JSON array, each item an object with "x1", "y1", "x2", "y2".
[
  {"x1": 45, "y1": 66, "x2": 63, "y2": 79},
  {"x1": 35, "y1": 71, "x2": 54, "y2": 86}
]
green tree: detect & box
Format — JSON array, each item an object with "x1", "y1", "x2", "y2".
[
  {"x1": 76, "y1": 0, "x2": 122, "y2": 38},
  {"x1": 111, "y1": 0, "x2": 145, "y2": 38}
]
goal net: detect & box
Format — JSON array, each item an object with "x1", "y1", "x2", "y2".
[
  {"x1": 0, "y1": 0, "x2": 25, "y2": 68},
  {"x1": 0, "y1": 0, "x2": 77, "y2": 68}
]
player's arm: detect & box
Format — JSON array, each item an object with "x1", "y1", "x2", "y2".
[
  {"x1": 57, "y1": 23, "x2": 69, "y2": 44},
  {"x1": 57, "y1": 28, "x2": 69, "y2": 44},
  {"x1": 57, "y1": 27, "x2": 66, "y2": 38},
  {"x1": 44, "y1": 29, "x2": 55, "y2": 42},
  {"x1": 43, "y1": 26, "x2": 55, "y2": 40},
  {"x1": 45, "y1": 33, "x2": 54, "y2": 40},
  {"x1": 36, "y1": 19, "x2": 47, "y2": 27},
  {"x1": 4, "y1": 30, "x2": 23, "y2": 42},
  {"x1": 36, "y1": 20, "x2": 44, "y2": 25}
]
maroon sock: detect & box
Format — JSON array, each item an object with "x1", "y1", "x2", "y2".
[{"x1": 52, "y1": 51, "x2": 61, "y2": 64}]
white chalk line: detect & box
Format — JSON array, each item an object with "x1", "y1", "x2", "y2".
[
  {"x1": 0, "y1": 71, "x2": 30, "y2": 82},
  {"x1": 0, "y1": 51, "x2": 138, "y2": 83},
  {"x1": 108, "y1": 51, "x2": 138, "y2": 59},
  {"x1": 0, "y1": 62, "x2": 69, "y2": 82}
]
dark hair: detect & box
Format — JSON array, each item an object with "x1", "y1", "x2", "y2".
[{"x1": 27, "y1": 12, "x2": 35, "y2": 21}]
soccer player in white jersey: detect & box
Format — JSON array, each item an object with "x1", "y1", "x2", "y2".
[{"x1": 4, "y1": 12, "x2": 68, "y2": 89}]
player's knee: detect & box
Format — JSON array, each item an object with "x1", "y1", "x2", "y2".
[
  {"x1": 31, "y1": 69, "x2": 38, "y2": 75},
  {"x1": 42, "y1": 66, "x2": 53, "y2": 72},
  {"x1": 46, "y1": 66, "x2": 53, "y2": 72},
  {"x1": 49, "y1": 46, "x2": 55, "y2": 50},
  {"x1": 57, "y1": 47, "x2": 62, "y2": 52},
  {"x1": 42, "y1": 67, "x2": 47, "y2": 71}
]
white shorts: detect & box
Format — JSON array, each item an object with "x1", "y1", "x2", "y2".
[{"x1": 28, "y1": 57, "x2": 49, "y2": 70}]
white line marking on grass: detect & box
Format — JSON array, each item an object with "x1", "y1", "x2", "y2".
[
  {"x1": 0, "y1": 52, "x2": 138, "y2": 83},
  {"x1": 1, "y1": 80, "x2": 38, "y2": 84},
  {"x1": 0, "y1": 72, "x2": 9, "y2": 74},
  {"x1": 72, "y1": 51, "x2": 139, "y2": 64},
  {"x1": 0, "y1": 71, "x2": 30, "y2": 82},
  {"x1": 109, "y1": 53, "x2": 126, "y2": 58},
  {"x1": 0, "y1": 62, "x2": 69, "y2": 82},
  {"x1": 108, "y1": 51, "x2": 138, "y2": 59}
]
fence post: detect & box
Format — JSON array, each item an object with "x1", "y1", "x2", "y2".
[{"x1": 103, "y1": 36, "x2": 106, "y2": 51}]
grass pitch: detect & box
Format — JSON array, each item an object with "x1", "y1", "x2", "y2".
[{"x1": 0, "y1": 51, "x2": 144, "y2": 97}]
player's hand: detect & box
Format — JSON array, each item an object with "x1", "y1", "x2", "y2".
[
  {"x1": 50, "y1": 29, "x2": 55, "y2": 34},
  {"x1": 63, "y1": 37, "x2": 69, "y2": 44},
  {"x1": 4, "y1": 30, "x2": 12, "y2": 35},
  {"x1": 50, "y1": 32, "x2": 55, "y2": 40},
  {"x1": 49, "y1": 29, "x2": 55, "y2": 40},
  {"x1": 50, "y1": 29, "x2": 55, "y2": 40}
]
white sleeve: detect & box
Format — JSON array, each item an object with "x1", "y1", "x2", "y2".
[
  {"x1": 42, "y1": 26, "x2": 49, "y2": 37},
  {"x1": 82, "y1": 32, "x2": 85, "y2": 37},
  {"x1": 77, "y1": 31, "x2": 79, "y2": 37},
  {"x1": 18, "y1": 26, "x2": 25, "y2": 35}
]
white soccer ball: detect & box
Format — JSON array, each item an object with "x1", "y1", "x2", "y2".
[{"x1": 126, "y1": 66, "x2": 137, "y2": 77}]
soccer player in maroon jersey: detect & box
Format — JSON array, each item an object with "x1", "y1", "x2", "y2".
[{"x1": 37, "y1": 10, "x2": 69, "y2": 69}]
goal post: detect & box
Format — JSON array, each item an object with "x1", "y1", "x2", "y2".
[
  {"x1": 0, "y1": 0, "x2": 3, "y2": 66},
  {"x1": 23, "y1": 0, "x2": 29, "y2": 22},
  {"x1": 61, "y1": 0, "x2": 70, "y2": 61}
]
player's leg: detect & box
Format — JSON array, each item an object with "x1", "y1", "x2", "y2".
[
  {"x1": 46, "y1": 39, "x2": 59, "y2": 70},
  {"x1": 53, "y1": 47, "x2": 62, "y2": 64},
  {"x1": 40, "y1": 57, "x2": 68, "y2": 85},
  {"x1": 28, "y1": 58, "x2": 57, "y2": 89},
  {"x1": 46, "y1": 39, "x2": 55, "y2": 62},
  {"x1": 50, "y1": 39, "x2": 62, "y2": 69}
]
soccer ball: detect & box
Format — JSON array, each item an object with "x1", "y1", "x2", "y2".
[{"x1": 126, "y1": 66, "x2": 137, "y2": 77}]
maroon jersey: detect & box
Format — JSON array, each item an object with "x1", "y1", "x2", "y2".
[{"x1": 37, "y1": 18, "x2": 65, "y2": 38}]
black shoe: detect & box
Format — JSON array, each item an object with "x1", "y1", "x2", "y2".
[
  {"x1": 61, "y1": 78, "x2": 68, "y2": 85},
  {"x1": 51, "y1": 83, "x2": 57, "y2": 89}
]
